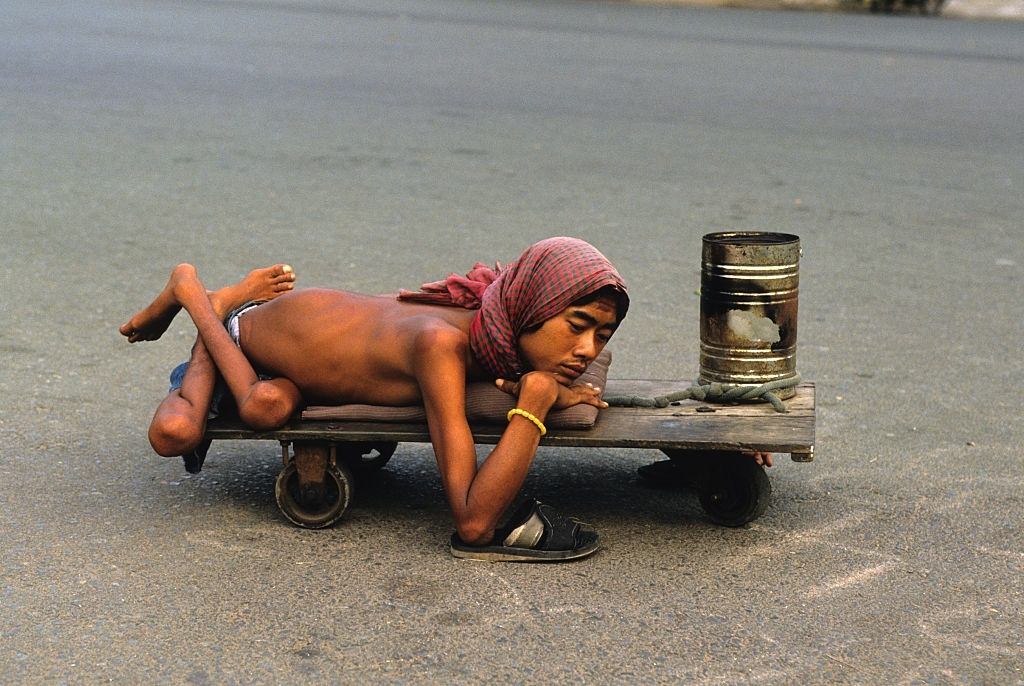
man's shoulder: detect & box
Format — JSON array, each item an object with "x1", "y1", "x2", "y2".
[{"x1": 410, "y1": 319, "x2": 469, "y2": 352}]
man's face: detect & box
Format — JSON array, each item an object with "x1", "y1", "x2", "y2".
[{"x1": 517, "y1": 296, "x2": 619, "y2": 385}]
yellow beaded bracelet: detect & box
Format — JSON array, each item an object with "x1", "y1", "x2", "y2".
[{"x1": 507, "y1": 408, "x2": 547, "y2": 437}]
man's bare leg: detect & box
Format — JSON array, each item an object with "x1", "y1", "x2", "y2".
[
  {"x1": 144, "y1": 265, "x2": 298, "y2": 463},
  {"x1": 120, "y1": 264, "x2": 295, "y2": 343},
  {"x1": 148, "y1": 338, "x2": 218, "y2": 464},
  {"x1": 152, "y1": 264, "x2": 302, "y2": 431}
]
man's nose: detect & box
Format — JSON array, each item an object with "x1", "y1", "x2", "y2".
[{"x1": 574, "y1": 334, "x2": 597, "y2": 360}]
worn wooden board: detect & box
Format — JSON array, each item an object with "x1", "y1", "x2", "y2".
[{"x1": 205, "y1": 381, "x2": 815, "y2": 457}]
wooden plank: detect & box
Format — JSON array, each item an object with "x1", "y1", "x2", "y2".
[{"x1": 205, "y1": 382, "x2": 815, "y2": 454}]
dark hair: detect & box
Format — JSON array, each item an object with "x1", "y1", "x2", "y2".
[
  {"x1": 571, "y1": 285, "x2": 629, "y2": 323},
  {"x1": 521, "y1": 285, "x2": 630, "y2": 335}
]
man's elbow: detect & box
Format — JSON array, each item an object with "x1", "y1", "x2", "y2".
[{"x1": 454, "y1": 517, "x2": 494, "y2": 546}]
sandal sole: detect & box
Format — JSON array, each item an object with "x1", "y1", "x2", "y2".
[{"x1": 449, "y1": 532, "x2": 600, "y2": 563}]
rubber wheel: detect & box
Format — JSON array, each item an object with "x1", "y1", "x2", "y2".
[
  {"x1": 337, "y1": 442, "x2": 397, "y2": 475},
  {"x1": 696, "y1": 452, "x2": 771, "y2": 527},
  {"x1": 274, "y1": 460, "x2": 353, "y2": 529}
]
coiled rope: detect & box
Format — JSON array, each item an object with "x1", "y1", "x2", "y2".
[{"x1": 604, "y1": 374, "x2": 801, "y2": 413}]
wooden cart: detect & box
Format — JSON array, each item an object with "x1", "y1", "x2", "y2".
[{"x1": 204, "y1": 380, "x2": 815, "y2": 529}]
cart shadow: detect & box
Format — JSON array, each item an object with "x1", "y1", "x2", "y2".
[
  {"x1": 170, "y1": 440, "x2": 809, "y2": 547},
  {"x1": 346, "y1": 445, "x2": 713, "y2": 529},
  {"x1": 181, "y1": 441, "x2": 716, "y2": 527}
]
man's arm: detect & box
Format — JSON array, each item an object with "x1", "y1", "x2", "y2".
[{"x1": 413, "y1": 325, "x2": 559, "y2": 546}]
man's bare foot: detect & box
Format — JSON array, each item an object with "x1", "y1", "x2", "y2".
[
  {"x1": 119, "y1": 265, "x2": 188, "y2": 343},
  {"x1": 208, "y1": 264, "x2": 295, "y2": 320},
  {"x1": 119, "y1": 263, "x2": 295, "y2": 343}
]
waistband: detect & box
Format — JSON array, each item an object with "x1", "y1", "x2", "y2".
[{"x1": 226, "y1": 300, "x2": 265, "y2": 347}]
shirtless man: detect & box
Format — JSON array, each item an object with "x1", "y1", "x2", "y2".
[{"x1": 121, "y1": 238, "x2": 629, "y2": 561}]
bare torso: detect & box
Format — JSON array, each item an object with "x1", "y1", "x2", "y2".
[{"x1": 238, "y1": 289, "x2": 484, "y2": 406}]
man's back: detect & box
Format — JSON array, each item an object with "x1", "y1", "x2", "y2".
[{"x1": 239, "y1": 288, "x2": 479, "y2": 406}]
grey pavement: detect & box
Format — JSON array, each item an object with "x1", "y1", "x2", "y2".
[{"x1": 2, "y1": 0, "x2": 1022, "y2": 683}]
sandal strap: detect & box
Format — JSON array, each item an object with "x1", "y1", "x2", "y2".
[
  {"x1": 494, "y1": 499, "x2": 584, "y2": 552},
  {"x1": 502, "y1": 511, "x2": 545, "y2": 548},
  {"x1": 534, "y1": 502, "x2": 582, "y2": 551}
]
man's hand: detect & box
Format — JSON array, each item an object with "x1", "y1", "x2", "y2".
[{"x1": 495, "y1": 372, "x2": 608, "y2": 411}]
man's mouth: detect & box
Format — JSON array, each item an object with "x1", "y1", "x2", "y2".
[{"x1": 561, "y1": 364, "x2": 586, "y2": 379}]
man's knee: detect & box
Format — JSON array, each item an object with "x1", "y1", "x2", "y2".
[
  {"x1": 149, "y1": 413, "x2": 203, "y2": 457},
  {"x1": 239, "y1": 382, "x2": 295, "y2": 431}
]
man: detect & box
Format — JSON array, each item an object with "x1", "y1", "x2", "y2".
[{"x1": 121, "y1": 238, "x2": 628, "y2": 562}]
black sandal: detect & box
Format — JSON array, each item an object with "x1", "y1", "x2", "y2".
[
  {"x1": 450, "y1": 499, "x2": 600, "y2": 562},
  {"x1": 181, "y1": 439, "x2": 211, "y2": 474}
]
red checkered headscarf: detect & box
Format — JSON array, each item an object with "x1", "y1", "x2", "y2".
[{"x1": 399, "y1": 237, "x2": 628, "y2": 379}]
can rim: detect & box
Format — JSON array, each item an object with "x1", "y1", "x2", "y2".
[{"x1": 703, "y1": 231, "x2": 800, "y2": 245}]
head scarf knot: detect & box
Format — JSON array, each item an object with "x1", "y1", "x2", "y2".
[{"x1": 399, "y1": 237, "x2": 628, "y2": 379}]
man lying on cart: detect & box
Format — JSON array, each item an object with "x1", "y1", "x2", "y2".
[{"x1": 120, "y1": 237, "x2": 768, "y2": 562}]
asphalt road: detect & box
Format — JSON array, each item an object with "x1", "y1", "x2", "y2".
[{"x1": 2, "y1": 1, "x2": 1022, "y2": 683}]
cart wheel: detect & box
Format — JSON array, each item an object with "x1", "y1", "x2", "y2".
[
  {"x1": 337, "y1": 442, "x2": 397, "y2": 475},
  {"x1": 275, "y1": 460, "x2": 353, "y2": 529},
  {"x1": 696, "y1": 452, "x2": 771, "y2": 527}
]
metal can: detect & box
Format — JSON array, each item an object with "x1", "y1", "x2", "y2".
[{"x1": 699, "y1": 232, "x2": 801, "y2": 399}]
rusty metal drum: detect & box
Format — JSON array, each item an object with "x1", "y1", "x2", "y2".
[{"x1": 699, "y1": 232, "x2": 801, "y2": 399}]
